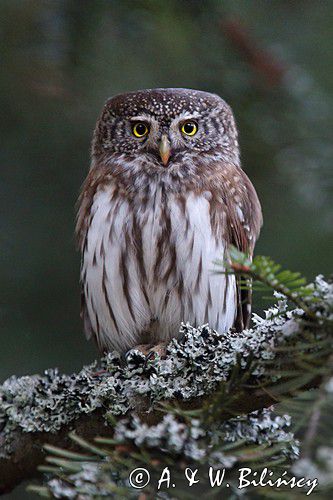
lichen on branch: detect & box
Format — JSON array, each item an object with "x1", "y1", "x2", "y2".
[
  {"x1": 0, "y1": 294, "x2": 303, "y2": 457},
  {"x1": 0, "y1": 270, "x2": 332, "y2": 496}
]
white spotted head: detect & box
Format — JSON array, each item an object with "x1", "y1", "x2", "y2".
[{"x1": 92, "y1": 88, "x2": 240, "y2": 167}]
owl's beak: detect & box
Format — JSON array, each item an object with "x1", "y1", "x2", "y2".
[{"x1": 159, "y1": 135, "x2": 171, "y2": 166}]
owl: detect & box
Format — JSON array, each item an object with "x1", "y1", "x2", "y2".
[{"x1": 76, "y1": 88, "x2": 262, "y2": 355}]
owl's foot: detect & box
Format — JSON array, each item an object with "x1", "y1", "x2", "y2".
[{"x1": 132, "y1": 342, "x2": 167, "y2": 360}]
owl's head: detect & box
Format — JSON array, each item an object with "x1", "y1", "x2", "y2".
[{"x1": 92, "y1": 88, "x2": 240, "y2": 169}]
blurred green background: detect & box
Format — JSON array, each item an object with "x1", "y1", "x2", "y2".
[{"x1": 1, "y1": 0, "x2": 333, "y2": 387}]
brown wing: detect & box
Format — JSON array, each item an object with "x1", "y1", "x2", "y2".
[
  {"x1": 225, "y1": 168, "x2": 262, "y2": 331},
  {"x1": 76, "y1": 164, "x2": 110, "y2": 346},
  {"x1": 75, "y1": 164, "x2": 110, "y2": 251}
]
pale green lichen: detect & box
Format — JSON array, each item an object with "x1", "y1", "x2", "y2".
[
  {"x1": 41, "y1": 409, "x2": 299, "y2": 499},
  {"x1": 0, "y1": 306, "x2": 286, "y2": 456},
  {"x1": 1, "y1": 276, "x2": 332, "y2": 460},
  {"x1": 113, "y1": 409, "x2": 298, "y2": 462}
]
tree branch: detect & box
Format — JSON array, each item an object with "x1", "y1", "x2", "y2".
[
  {"x1": 1, "y1": 273, "x2": 332, "y2": 494},
  {"x1": 0, "y1": 410, "x2": 109, "y2": 494}
]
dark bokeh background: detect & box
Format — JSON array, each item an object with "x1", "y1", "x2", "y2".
[{"x1": 1, "y1": 0, "x2": 333, "y2": 385}]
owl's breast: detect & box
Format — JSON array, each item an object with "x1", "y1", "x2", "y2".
[
  {"x1": 82, "y1": 183, "x2": 236, "y2": 351},
  {"x1": 141, "y1": 188, "x2": 216, "y2": 286}
]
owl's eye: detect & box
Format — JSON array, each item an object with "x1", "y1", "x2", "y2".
[
  {"x1": 132, "y1": 122, "x2": 149, "y2": 138},
  {"x1": 181, "y1": 121, "x2": 198, "y2": 136}
]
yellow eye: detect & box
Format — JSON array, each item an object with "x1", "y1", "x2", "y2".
[
  {"x1": 132, "y1": 122, "x2": 149, "y2": 138},
  {"x1": 181, "y1": 121, "x2": 198, "y2": 136}
]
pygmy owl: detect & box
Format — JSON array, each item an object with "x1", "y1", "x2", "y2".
[{"x1": 76, "y1": 88, "x2": 262, "y2": 354}]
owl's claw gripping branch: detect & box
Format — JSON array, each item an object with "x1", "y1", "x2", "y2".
[{"x1": 129, "y1": 342, "x2": 167, "y2": 360}]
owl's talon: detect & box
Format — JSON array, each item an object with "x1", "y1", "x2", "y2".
[
  {"x1": 91, "y1": 369, "x2": 109, "y2": 378},
  {"x1": 130, "y1": 342, "x2": 167, "y2": 361},
  {"x1": 149, "y1": 343, "x2": 167, "y2": 359},
  {"x1": 146, "y1": 350, "x2": 157, "y2": 361}
]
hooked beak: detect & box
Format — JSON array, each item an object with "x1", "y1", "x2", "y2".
[{"x1": 159, "y1": 135, "x2": 171, "y2": 166}]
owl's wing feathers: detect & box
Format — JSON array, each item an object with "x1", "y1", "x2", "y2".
[
  {"x1": 76, "y1": 165, "x2": 108, "y2": 251},
  {"x1": 76, "y1": 165, "x2": 109, "y2": 348},
  {"x1": 223, "y1": 167, "x2": 262, "y2": 331}
]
